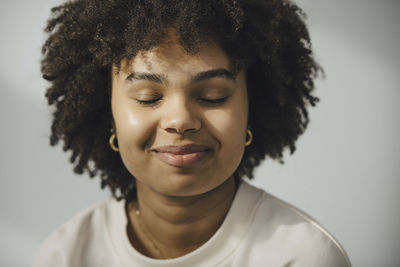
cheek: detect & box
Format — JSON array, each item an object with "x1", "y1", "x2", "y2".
[
  {"x1": 112, "y1": 99, "x2": 156, "y2": 153},
  {"x1": 203, "y1": 93, "x2": 248, "y2": 146},
  {"x1": 113, "y1": 105, "x2": 159, "y2": 179},
  {"x1": 204, "y1": 109, "x2": 245, "y2": 142},
  {"x1": 203, "y1": 104, "x2": 247, "y2": 162},
  {"x1": 206, "y1": 91, "x2": 248, "y2": 170}
]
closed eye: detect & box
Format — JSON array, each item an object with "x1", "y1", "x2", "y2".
[
  {"x1": 135, "y1": 98, "x2": 162, "y2": 106},
  {"x1": 199, "y1": 96, "x2": 230, "y2": 104},
  {"x1": 135, "y1": 96, "x2": 229, "y2": 106}
]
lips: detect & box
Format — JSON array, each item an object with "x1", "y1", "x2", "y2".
[{"x1": 152, "y1": 144, "x2": 212, "y2": 167}]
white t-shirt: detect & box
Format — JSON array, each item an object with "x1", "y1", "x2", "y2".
[{"x1": 33, "y1": 181, "x2": 351, "y2": 267}]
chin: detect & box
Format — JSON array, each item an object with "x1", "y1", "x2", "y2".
[{"x1": 155, "y1": 174, "x2": 225, "y2": 197}]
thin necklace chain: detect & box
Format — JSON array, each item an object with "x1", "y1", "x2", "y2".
[{"x1": 134, "y1": 202, "x2": 164, "y2": 258}]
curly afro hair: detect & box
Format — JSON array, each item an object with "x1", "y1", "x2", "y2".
[{"x1": 41, "y1": 0, "x2": 321, "y2": 200}]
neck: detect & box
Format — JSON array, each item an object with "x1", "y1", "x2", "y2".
[{"x1": 126, "y1": 177, "x2": 237, "y2": 259}]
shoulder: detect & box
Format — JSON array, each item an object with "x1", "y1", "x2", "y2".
[
  {"x1": 238, "y1": 181, "x2": 351, "y2": 267},
  {"x1": 32, "y1": 199, "x2": 121, "y2": 267}
]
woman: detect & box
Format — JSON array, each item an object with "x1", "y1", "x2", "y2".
[{"x1": 35, "y1": 0, "x2": 351, "y2": 266}]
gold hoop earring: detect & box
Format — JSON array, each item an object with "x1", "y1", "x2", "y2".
[
  {"x1": 245, "y1": 129, "x2": 253, "y2": 147},
  {"x1": 109, "y1": 133, "x2": 119, "y2": 152}
]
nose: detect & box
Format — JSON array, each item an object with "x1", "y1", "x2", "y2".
[{"x1": 160, "y1": 96, "x2": 201, "y2": 135}]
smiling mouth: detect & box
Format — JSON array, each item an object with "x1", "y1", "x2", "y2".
[{"x1": 152, "y1": 144, "x2": 212, "y2": 167}]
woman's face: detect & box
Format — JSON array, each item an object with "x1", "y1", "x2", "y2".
[{"x1": 111, "y1": 35, "x2": 248, "y2": 197}]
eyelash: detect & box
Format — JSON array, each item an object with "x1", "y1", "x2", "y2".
[
  {"x1": 135, "y1": 96, "x2": 229, "y2": 106},
  {"x1": 199, "y1": 96, "x2": 229, "y2": 104},
  {"x1": 136, "y1": 98, "x2": 161, "y2": 105}
]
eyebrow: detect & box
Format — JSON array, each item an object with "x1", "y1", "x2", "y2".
[
  {"x1": 126, "y1": 72, "x2": 167, "y2": 84},
  {"x1": 125, "y1": 68, "x2": 236, "y2": 84},
  {"x1": 193, "y1": 69, "x2": 236, "y2": 83}
]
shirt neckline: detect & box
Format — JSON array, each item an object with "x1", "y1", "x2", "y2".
[{"x1": 104, "y1": 181, "x2": 264, "y2": 267}]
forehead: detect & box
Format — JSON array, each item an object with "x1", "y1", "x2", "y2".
[{"x1": 118, "y1": 30, "x2": 232, "y2": 74}]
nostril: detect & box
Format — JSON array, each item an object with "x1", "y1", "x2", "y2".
[
  {"x1": 182, "y1": 128, "x2": 198, "y2": 134},
  {"x1": 160, "y1": 106, "x2": 202, "y2": 134},
  {"x1": 165, "y1": 127, "x2": 198, "y2": 135},
  {"x1": 165, "y1": 128, "x2": 178, "y2": 134}
]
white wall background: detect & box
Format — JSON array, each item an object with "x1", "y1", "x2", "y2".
[{"x1": 0, "y1": 0, "x2": 399, "y2": 266}]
